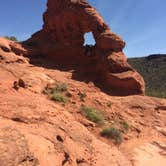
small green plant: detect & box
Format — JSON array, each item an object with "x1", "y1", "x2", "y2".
[
  {"x1": 81, "y1": 105, "x2": 104, "y2": 124},
  {"x1": 100, "y1": 127, "x2": 122, "y2": 144},
  {"x1": 44, "y1": 83, "x2": 68, "y2": 103},
  {"x1": 107, "y1": 101, "x2": 112, "y2": 108},
  {"x1": 51, "y1": 93, "x2": 67, "y2": 103},
  {"x1": 122, "y1": 121, "x2": 129, "y2": 132},
  {"x1": 78, "y1": 91, "x2": 87, "y2": 101},
  {"x1": 52, "y1": 83, "x2": 68, "y2": 93},
  {"x1": 4, "y1": 36, "x2": 18, "y2": 41}
]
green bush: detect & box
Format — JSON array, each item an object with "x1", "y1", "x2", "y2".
[
  {"x1": 78, "y1": 91, "x2": 87, "y2": 101},
  {"x1": 44, "y1": 83, "x2": 69, "y2": 104},
  {"x1": 4, "y1": 36, "x2": 18, "y2": 42},
  {"x1": 81, "y1": 105, "x2": 104, "y2": 124},
  {"x1": 51, "y1": 93, "x2": 67, "y2": 103},
  {"x1": 101, "y1": 127, "x2": 122, "y2": 144},
  {"x1": 52, "y1": 83, "x2": 68, "y2": 93},
  {"x1": 122, "y1": 121, "x2": 129, "y2": 132}
]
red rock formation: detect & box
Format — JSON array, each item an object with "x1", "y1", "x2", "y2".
[
  {"x1": 0, "y1": 41, "x2": 166, "y2": 165},
  {"x1": 21, "y1": 0, "x2": 145, "y2": 95}
]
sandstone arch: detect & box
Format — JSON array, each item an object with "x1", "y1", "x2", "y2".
[{"x1": 12, "y1": 0, "x2": 145, "y2": 95}]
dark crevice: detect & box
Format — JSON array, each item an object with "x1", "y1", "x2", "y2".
[
  {"x1": 155, "y1": 105, "x2": 166, "y2": 111},
  {"x1": 0, "y1": 55, "x2": 4, "y2": 60},
  {"x1": 76, "y1": 158, "x2": 87, "y2": 165},
  {"x1": 56, "y1": 135, "x2": 64, "y2": 142},
  {"x1": 21, "y1": 155, "x2": 39, "y2": 165},
  {"x1": 62, "y1": 152, "x2": 70, "y2": 166},
  {"x1": 11, "y1": 117, "x2": 27, "y2": 123},
  {"x1": 0, "y1": 46, "x2": 11, "y2": 52}
]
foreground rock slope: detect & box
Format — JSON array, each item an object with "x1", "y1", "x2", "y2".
[{"x1": 0, "y1": 37, "x2": 166, "y2": 166}]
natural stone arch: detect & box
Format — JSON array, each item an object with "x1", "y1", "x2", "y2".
[{"x1": 11, "y1": 0, "x2": 145, "y2": 95}]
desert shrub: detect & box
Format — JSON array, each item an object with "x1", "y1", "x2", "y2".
[
  {"x1": 4, "y1": 36, "x2": 18, "y2": 42},
  {"x1": 101, "y1": 127, "x2": 122, "y2": 144},
  {"x1": 122, "y1": 121, "x2": 129, "y2": 132},
  {"x1": 44, "y1": 83, "x2": 68, "y2": 103},
  {"x1": 52, "y1": 83, "x2": 68, "y2": 93},
  {"x1": 78, "y1": 91, "x2": 87, "y2": 101},
  {"x1": 146, "y1": 89, "x2": 166, "y2": 99},
  {"x1": 51, "y1": 93, "x2": 67, "y2": 103},
  {"x1": 81, "y1": 105, "x2": 104, "y2": 124}
]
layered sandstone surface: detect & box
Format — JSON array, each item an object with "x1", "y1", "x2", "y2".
[{"x1": 0, "y1": 37, "x2": 166, "y2": 166}]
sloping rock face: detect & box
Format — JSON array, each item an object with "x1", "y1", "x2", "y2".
[
  {"x1": 0, "y1": 38, "x2": 166, "y2": 166},
  {"x1": 15, "y1": 0, "x2": 145, "y2": 95}
]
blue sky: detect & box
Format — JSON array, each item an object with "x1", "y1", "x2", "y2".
[{"x1": 0, "y1": 0, "x2": 165, "y2": 57}]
